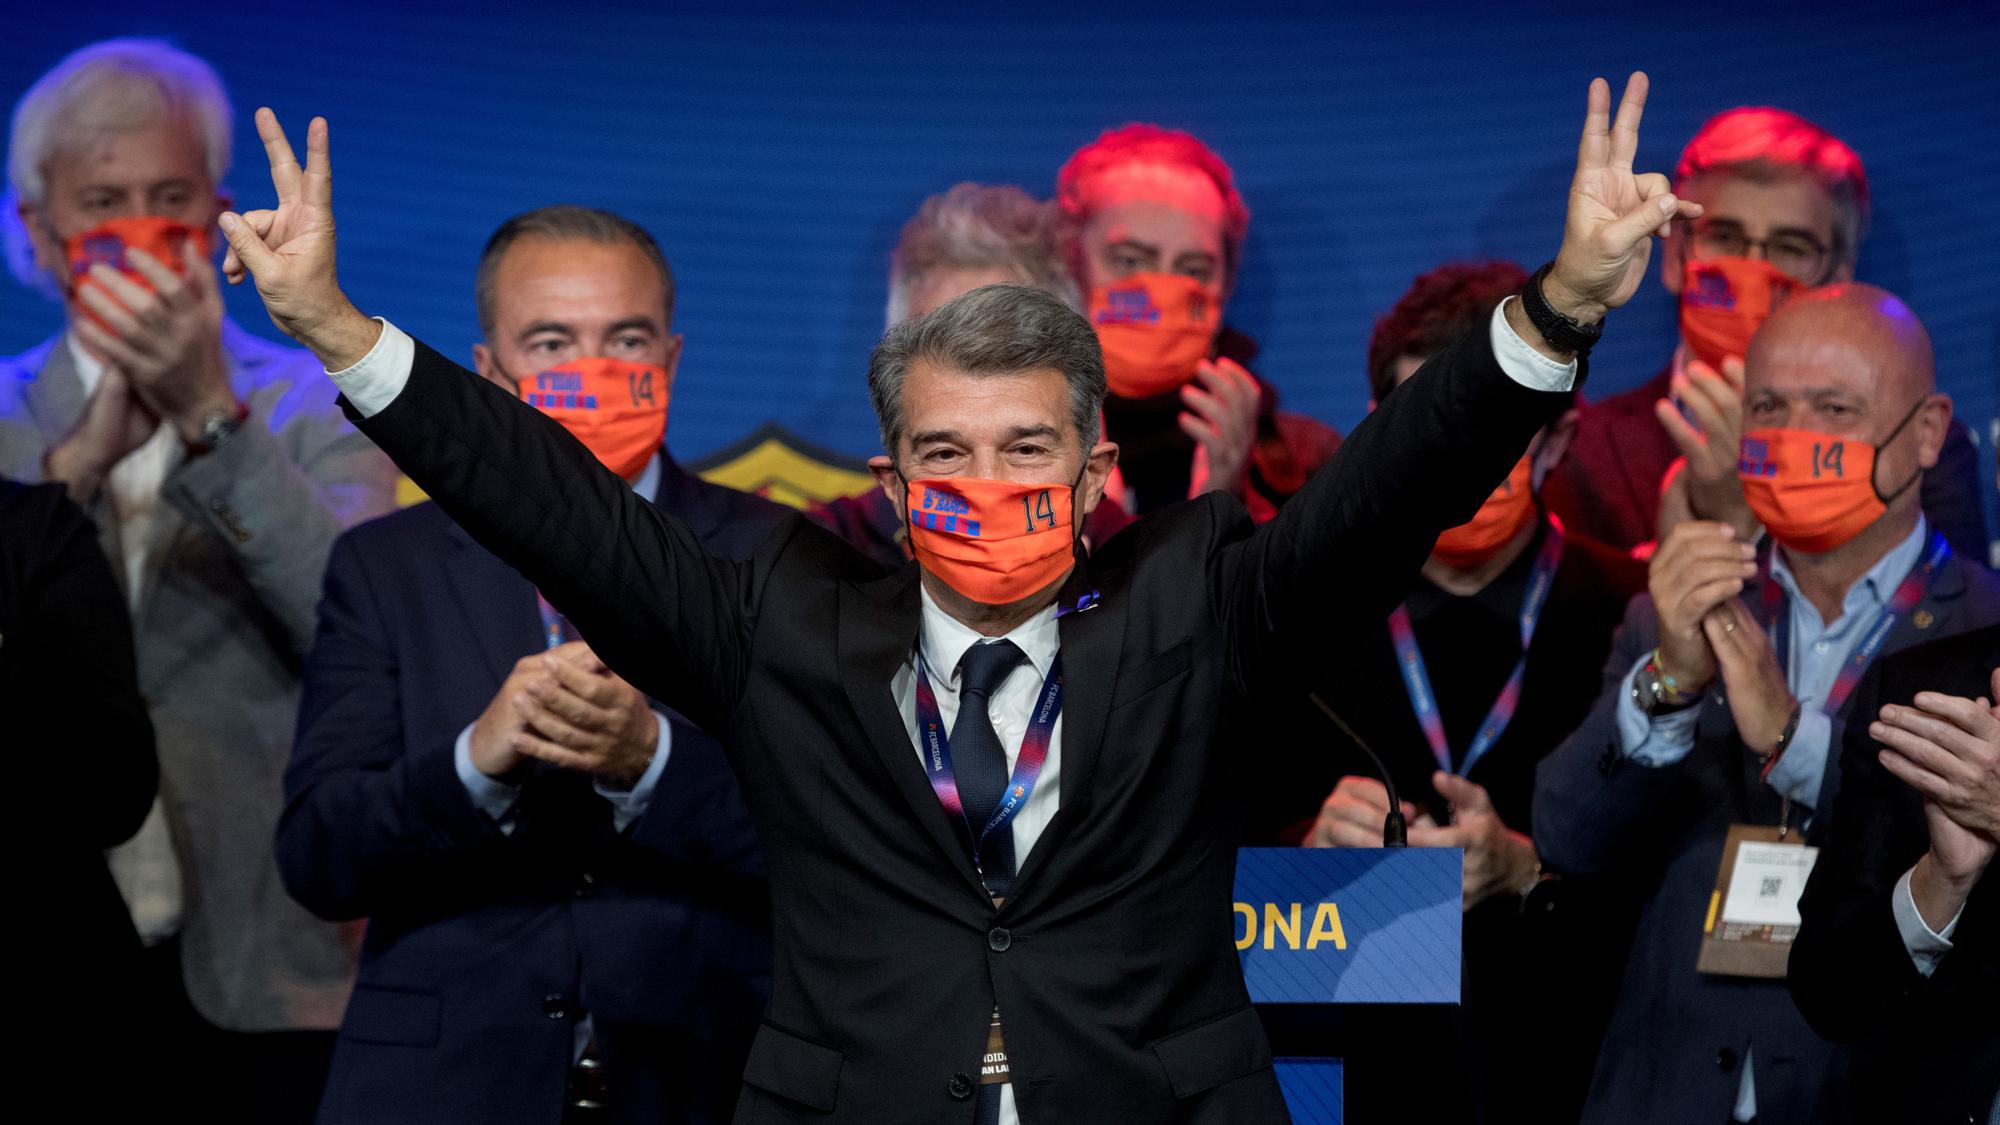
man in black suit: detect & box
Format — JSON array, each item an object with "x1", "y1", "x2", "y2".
[
  {"x1": 277, "y1": 207, "x2": 784, "y2": 1124},
  {"x1": 1791, "y1": 623, "x2": 2000, "y2": 1124},
  {"x1": 2, "y1": 477, "x2": 155, "y2": 1115},
  {"x1": 221, "y1": 75, "x2": 1697, "y2": 1123}
]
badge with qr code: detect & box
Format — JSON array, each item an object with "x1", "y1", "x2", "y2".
[{"x1": 1696, "y1": 824, "x2": 1820, "y2": 978}]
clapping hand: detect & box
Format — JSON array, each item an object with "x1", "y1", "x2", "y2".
[{"x1": 1874, "y1": 669, "x2": 2000, "y2": 929}]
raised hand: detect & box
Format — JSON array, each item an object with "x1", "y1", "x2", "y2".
[
  {"x1": 1873, "y1": 672, "x2": 2000, "y2": 839},
  {"x1": 1181, "y1": 358, "x2": 1260, "y2": 499},
  {"x1": 43, "y1": 367, "x2": 161, "y2": 505},
  {"x1": 1702, "y1": 597, "x2": 1798, "y2": 757},
  {"x1": 218, "y1": 109, "x2": 379, "y2": 369},
  {"x1": 1545, "y1": 73, "x2": 1703, "y2": 324},
  {"x1": 1657, "y1": 356, "x2": 1758, "y2": 537}
]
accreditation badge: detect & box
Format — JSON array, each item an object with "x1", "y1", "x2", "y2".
[
  {"x1": 982, "y1": 1007, "x2": 1010, "y2": 1085},
  {"x1": 1696, "y1": 824, "x2": 1820, "y2": 978}
]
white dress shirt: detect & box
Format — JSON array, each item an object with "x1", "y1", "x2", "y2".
[{"x1": 323, "y1": 299, "x2": 1575, "y2": 1124}]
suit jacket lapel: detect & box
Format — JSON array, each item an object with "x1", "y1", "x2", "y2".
[
  {"x1": 442, "y1": 520, "x2": 544, "y2": 682},
  {"x1": 836, "y1": 566, "x2": 990, "y2": 902},
  {"x1": 1008, "y1": 564, "x2": 1124, "y2": 905}
]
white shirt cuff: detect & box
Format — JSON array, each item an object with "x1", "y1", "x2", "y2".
[
  {"x1": 453, "y1": 722, "x2": 522, "y2": 832},
  {"x1": 1489, "y1": 298, "x2": 1579, "y2": 392},
  {"x1": 1615, "y1": 651, "x2": 1701, "y2": 765},
  {"x1": 1892, "y1": 865, "x2": 1961, "y2": 977},
  {"x1": 327, "y1": 317, "x2": 415, "y2": 418},
  {"x1": 594, "y1": 711, "x2": 672, "y2": 833}
]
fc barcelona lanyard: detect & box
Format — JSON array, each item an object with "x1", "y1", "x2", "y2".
[
  {"x1": 1758, "y1": 530, "x2": 1949, "y2": 721},
  {"x1": 914, "y1": 650, "x2": 1063, "y2": 881},
  {"x1": 1388, "y1": 519, "x2": 1565, "y2": 777}
]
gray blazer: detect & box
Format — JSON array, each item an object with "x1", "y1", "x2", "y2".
[
  {"x1": 1533, "y1": 544, "x2": 2000, "y2": 1125},
  {"x1": 0, "y1": 322, "x2": 397, "y2": 1032}
]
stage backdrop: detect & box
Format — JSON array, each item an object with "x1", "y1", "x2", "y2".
[{"x1": 3, "y1": 1, "x2": 1995, "y2": 539}]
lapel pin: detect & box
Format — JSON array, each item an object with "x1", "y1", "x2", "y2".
[{"x1": 1913, "y1": 609, "x2": 1934, "y2": 630}]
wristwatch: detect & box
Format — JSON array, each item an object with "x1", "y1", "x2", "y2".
[
  {"x1": 1632, "y1": 649, "x2": 1701, "y2": 716},
  {"x1": 188, "y1": 402, "x2": 248, "y2": 456},
  {"x1": 1520, "y1": 262, "x2": 1604, "y2": 357}
]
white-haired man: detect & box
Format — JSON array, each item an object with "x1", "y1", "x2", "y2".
[{"x1": 0, "y1": 38, "x2": 394, "y2": 1120}]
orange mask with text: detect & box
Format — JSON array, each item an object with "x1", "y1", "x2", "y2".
[
  {"x1": 1679, "y1": 256, "x2": 1803, "y2": 370},
  {"x1": 1737, "y1": 411, "x2": 1921, "y2": 554},
  {"x1": 905, "y1": 477, "x2": 1076, "y2": 604},
  {"x1": 1089, "y1": 272, "x2": 1220, "y2": 399},
  {"x1": 1431, "y1": 457, "x2": 1536, "y2": 568},
  {"x1": 64, "y1": 216, "x2": 213, "y2": 332},
  {"x1": 518, "y1": 358, "x2": 670, "y2": 479}
]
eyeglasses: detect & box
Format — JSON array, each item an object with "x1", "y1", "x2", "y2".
[{"x1": 1685, "y1": 220, "x2": 1832, "y2": 284}]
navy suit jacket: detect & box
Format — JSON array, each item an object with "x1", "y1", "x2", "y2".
[
  {"x1": 1535, "y1": 541, "x2": 2000, "y2": 1125},
  {"x1": 278, "y1": 452, "x2": 788, "y2": 1125}
]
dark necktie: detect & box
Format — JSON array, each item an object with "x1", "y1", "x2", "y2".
[{"x1": 952, "y1": 639, "x2": 1027, "y2": 898}]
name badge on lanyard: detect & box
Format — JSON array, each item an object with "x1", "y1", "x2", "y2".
[
  {"x1": 1388, "y1": 520, "x2": 1565, "y2": 779},
  {"x1": 1698, "y1": 532, "x2": 1949, "y2": 978}
]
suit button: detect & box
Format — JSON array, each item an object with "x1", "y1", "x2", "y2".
[
  {"x1": 1716, "y1": 1047, "x2": 1738, "y2": 1072},
  {"x1": 988, "y1": 927, "x2": 1012, "y2": 952},
  {"x1": 544, "y1": 994, "x2": 567, "y2": 1020},
  {"x1": 947, "y1": 1073, "x2": 973, "y2": 1099}
]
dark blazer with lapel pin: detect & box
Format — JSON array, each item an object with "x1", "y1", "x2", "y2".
[
  {"x1": 277, "y1": 452, "x2": 786, "y2": 1125},
  {"x1": 341, "y1": 321, "x2": 1569, "y2": 1124},
  {"x1": 1534, "y1": 537, "x2": 2000, "y2": 1125},
  {"x1": 1791, "y1": 623, "x2": 2000, "y2": 1125}
]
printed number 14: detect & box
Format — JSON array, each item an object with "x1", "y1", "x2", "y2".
[
  {"x1": 1021, "y1": 490, "x2": 1057, "y2": 532},
  {"x1": 1810, "y1": 441, "x2": 1845, "y2": 478}
]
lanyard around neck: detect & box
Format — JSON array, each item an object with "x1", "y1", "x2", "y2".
[
  {"x1": 1388, "y1": 519, "x2": 1565, "y2": 777},
  {"x1": 1759, "y1": 531, "x2": 1949, "y2": 721}
]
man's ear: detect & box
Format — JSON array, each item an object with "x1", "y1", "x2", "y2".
[
  {"x1": 18, "y1": 197, "x2": 61, "y2": 278},
  {"x1": 870, "y1": 453, "x2": 902, "y2": 511},
  {"x1": 1660, "y1": 230, "x2": 1687, "y2": 297},
  {"x1": 471, "y1": 343, "x2": 513, "y2": 391},
  {"x1": 1074, "y1": 439, "x2": 1121, "y2": 517},
  {"x1": 1912, "y1": 393, "x2": 1953, "y2": 471},
  {"x1": 661, "y1": 333, "x2": 685, "y2": 396}
]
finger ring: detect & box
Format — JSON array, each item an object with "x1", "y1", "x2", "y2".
[{"x1": 1723, "y1": 620, "x2": 1736, "y2": 633}]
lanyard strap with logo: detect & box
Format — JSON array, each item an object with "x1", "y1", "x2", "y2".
[
  {"x1": 1387, "y1": 519, "x2": 1565, "y2": 777},
  {"x1": 914, "y1": 650, "x2": 1063, "y2": 889},
  {"x1": 1759, "y1": 529, "x2": 1950, "y2": 728}
]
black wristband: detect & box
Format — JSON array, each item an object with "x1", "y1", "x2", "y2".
[{"x1": 1520, "y1": 262, "x2": 1604, "y2": 357}]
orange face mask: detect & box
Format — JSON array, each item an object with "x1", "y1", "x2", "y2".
[
  {"x1": 1089, "y1": 272, "x2": 1220, "y2": 399},
  {"x1": 1679, "y1": 256, "x2": 1804, "y2": 370},
  {"x1": 1737, "y1": 405, "x2": 1922, "y2": 554},
  {"x1": 518, "y1": 357, "x2": 670, "y2": 480},
  {"x1": 904, "y1": 477, "x2": 1076, "y2": 605},
  {"x1": 63, "y1": 216, "x2": 213, "y2": 331},
  {"x1": 1431, "y1": 456, "x2": 1536, "y2": 568}
]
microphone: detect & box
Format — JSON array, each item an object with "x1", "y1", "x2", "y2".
[{"x1": 1309, "y1": 692, "x2": 1407, "y2": 848}]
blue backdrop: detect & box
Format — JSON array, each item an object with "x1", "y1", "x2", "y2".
[{"x1": 3, "y1": 1, "x2": 1995, "y2": 522}]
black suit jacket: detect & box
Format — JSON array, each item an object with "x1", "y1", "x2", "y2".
[
  {"x1": 277, "y1": 453, "x2": 785, "y2": 1125},
  {"x1": 1791, "y1": 624, "x2": 2000, "y2": 1125},
  {"x1": 342, "y1": 322, "x2": 1567, "y2": 1124},
  {"x1": 0, "y1": 480, "x2": 155, "y2": 1104}
]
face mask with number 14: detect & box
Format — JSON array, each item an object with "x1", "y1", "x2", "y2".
[
  {"x1": 517, "y1": 357, "x2": 670, "y2": 479},
  {"x1": 903, "y1": 477, "x2": 1077, "y2": 605}
]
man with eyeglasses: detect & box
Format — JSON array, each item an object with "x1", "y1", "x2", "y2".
[{"x1": 1545, "y1": 107, "x2": 1990, "y2": 561}]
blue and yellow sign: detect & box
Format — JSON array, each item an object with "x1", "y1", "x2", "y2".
[{"x1": 1234, "y1": 847, "x2": 1461, "y2": 1005}]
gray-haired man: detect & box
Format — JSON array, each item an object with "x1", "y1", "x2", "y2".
[{"x1": 0, "y1": 38, "x2": 394, "y2": 1120}]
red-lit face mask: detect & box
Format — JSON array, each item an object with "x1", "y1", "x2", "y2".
[
  {"x1": 63, "y1": 216, "x2": 213, "y2": 331},
  {"x1": 1679, "y1": 256, "x2": 1804, "y2": 370},
  {"x1": 1089, "y1": 272, "x2": 1220, "y2": 399},
  {"x1": 1736, "y1": 403, "x2": 1922, "y2": 554},
  {"x1": 1431, "y1": 456, "x2": 1536, "y2": 568},
  {"x1": 517, "y1": 357, "x2": 670, "y2": 479},
  {"x1": 904, "y1": 476, "x2": 1077, "y2": 605}
]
